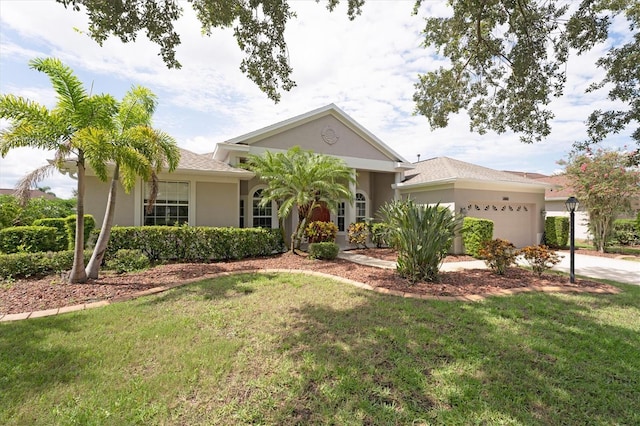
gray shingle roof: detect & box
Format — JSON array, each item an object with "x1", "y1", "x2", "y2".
[
  {"x1": 403, "y1": 157, "x2": 547, "y2": 187},
  {"x1": 176, "y1": 148, "x2": 248, "y2": 174}
]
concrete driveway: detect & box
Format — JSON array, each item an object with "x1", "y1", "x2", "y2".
[{"x1": 538, "y1": 253, "x2": 639, "y2": 286}]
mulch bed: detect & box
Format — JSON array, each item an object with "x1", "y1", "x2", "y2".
[{"x1": 1, "y1": 250, "x2": 621, "y2": 316}]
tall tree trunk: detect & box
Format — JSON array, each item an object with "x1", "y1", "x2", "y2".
[
  {"x1": 291, "y1": 201, "x2": 318, "y2": 253},
  {"x1": 69, "y1": 153, "x2": 88, "y2": 283},
  {"x1": 86, "y1": 164, "x2": 119, "y2": 279}
]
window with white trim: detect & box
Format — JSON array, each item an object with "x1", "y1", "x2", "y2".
[
  {"x1": 144, "y1": 181, "x2": 189, "y2": 226},
  {"x1": 355, "y1": 192, "x2": 367, "y2": 223},
  {"x1": 337, "y1": 201, "x2": 346, "y2": 232},
  {"x1": 239, "y1": 198, "x2": 245, "y2": 228},
  {"x1": 252, "y1": 189, "x2": 272, "y2": 228}
]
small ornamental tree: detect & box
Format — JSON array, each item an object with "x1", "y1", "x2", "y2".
[
  {"x1": 560, "y1": 148, "x2": 640, "y2": 252},
  {"x1": 520, "y1": 245, "x2": 561, "y2": 277},
  {"x1": 245, "y1": 147, "x2": 355, "y2": 253}
]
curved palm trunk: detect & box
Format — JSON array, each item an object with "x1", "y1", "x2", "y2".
[
  {"x1": 69, "y1": 154, "x2": 88, "y2": 283},
  {"x1": 86, "y1": 164, "x2": 119, "y2": 279}
]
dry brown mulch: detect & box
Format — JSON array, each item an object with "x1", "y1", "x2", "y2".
[{"x1": 0, "y1": 251, "x2": 620, "y2": 315}]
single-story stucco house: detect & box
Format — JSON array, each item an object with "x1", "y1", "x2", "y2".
[{"x1": 78, "y1": 104, "x2": 548, "y2": 253}]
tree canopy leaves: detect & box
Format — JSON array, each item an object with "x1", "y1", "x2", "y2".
[
  {"x1": 55, "y1": 0, "x2": 638, "y2": 150},
  {"x1": 414, "y1": 0, "x2": 638, "y2": 149},
  {"x1": 560, "y1": 147, "x2": 640, "y2": 251}
]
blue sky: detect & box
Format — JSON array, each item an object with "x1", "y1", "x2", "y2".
[{"x1": 0, "y1": 0, "x2": 634, "y2": 198}]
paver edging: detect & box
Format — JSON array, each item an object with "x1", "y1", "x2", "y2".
[{"x1": 0, "y1": 267, "x2": 621, "y2": 322}]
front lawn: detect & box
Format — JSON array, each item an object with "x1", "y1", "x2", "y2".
[{"x1": 1, "y1": 273, "x2": 638, "y2": 425}]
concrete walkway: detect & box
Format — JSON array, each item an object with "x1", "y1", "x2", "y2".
[{"x1": 338, "y1": 251, "x2": 639, "y2": 286}]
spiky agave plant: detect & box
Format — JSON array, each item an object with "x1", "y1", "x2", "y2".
[{"x1": 380, "y1": 199, "x2": 460, "y2": 283}]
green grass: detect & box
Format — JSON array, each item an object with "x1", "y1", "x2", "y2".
[
  {"x1": 575, "y1": 240, "x2": 640, "y2": 256},
  {"x1": 2, "y1": 273, "x2": 639, "y2": 425}
]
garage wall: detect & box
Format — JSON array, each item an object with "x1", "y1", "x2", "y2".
[
  {"x1": 454, "y1": 188, "x2": 545, "y2": 247},
  {"x1": 401, "y1": 185, "x2": 545, "y2": 250}
]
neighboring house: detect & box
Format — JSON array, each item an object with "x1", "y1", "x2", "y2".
[
  {"x1": 0, "y1": 188, "x2": 57, "y2": 200},
  {"x1": 78, "y1": 104, "x2": 548, "y2": 253},
  {"x1": 533, "y1": 174, "x2": 591, "y2": 240},
  {"x1": 507, "y1": 172, "x2": 640, "y2": 241}
]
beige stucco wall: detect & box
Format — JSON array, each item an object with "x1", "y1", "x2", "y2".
[
  {"x1": 371, "y1": 172, "x2": 396, "y2": 215},
  {"x1": 195, "y1": 182, "x2": 239, "y2": 227},
  {"x1": 84, "y1": 175, "x2": 136, "y2": 227},
  {"x1": 356, "y1": 170, "x2": 371, "y2": 196},
  {"x1": 252, "y1": 115, "x2": 390, "y2": 161}
]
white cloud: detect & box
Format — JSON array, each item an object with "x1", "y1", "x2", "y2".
[{"x1": 0, "y1": 0, "x2": 635, "y2": 198}]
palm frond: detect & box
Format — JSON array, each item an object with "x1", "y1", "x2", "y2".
[
  {"x1": 29, "y1": 57, "x2": 88, "y2": 118},
  {"x1": 14, "y1": 164, "x2": 57, "y2": 206}
]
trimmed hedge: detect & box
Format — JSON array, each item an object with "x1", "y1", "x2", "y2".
[
  {"x1": 0, "y1": 226, "x2": 58, "y2": 254},
  {"x1": 611, "y1": 219, "x2": 639, "y2": 246},
  {"x1": 461, "y1": 217, "x2": 493, "y2": 257},
  {"x1": 33, "y1": 217, "x2": 68, "y2": 251},
  {"x1": 308, "y1": 242, "x2": 340, "y2": 260},
  {"x1": 65, "y1": 214, "x2": 96, "y2": 250},
  {"x1": 105, "y1": 226, "x2": 285, "y2": 262},
  {"x1": 544, "y1": 216, "x2": 569, "y2": 249},
  {"x1": 0, "y1": 250, "x2": 91, "y2": 279}
]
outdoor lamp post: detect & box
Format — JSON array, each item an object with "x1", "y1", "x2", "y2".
[{"x1": 565, "y1": 196, "x2": 579, "y2": 283}]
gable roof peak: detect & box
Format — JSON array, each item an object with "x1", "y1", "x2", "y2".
[{"x1": 214, "y1": 104, "x2": 411, "y2": 164}]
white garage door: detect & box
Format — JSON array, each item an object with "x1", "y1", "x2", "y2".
[{"x1": 465, "y1": 202, "x2": 535, "y2": 247}]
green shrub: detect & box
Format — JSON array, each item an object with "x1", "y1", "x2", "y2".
[
  {"x1": 544, "y1": 216, "x2": 570, "y2": 249},
  {"x1": 308, "y1": 242, "x2": 340, "y2": 260},
  {"x1": 461, "y1": 217, "x2": 494, "y2": 257},
  {"x1": 64, "y1": 214, "x2": 96, "y2": 250},
  {"x1": 611, "y1": 219, "x2": 639, "y2": 246},
  {"x1": 105, "y1": 249, "x2": 150, "y2": 273},
  {"x1": 478, "y1": 238, "x2": 518, "y2": 275},
  {"x1": 304, "y1": 221, "x2": 338, "y2": 243},
  {"x1": 347, "y1": 222, "x2": 369, "y2": 248},
  {"x1": 379, "y1": 200, "x2": 459, "y2": 283},
  {"x1": 0, "y1": 250, "x2": 91, "y2": 279},
  {"x1": 0, "y1": 194, "x2": 76, "y2": 230},
  {"x1": 106, "y1": 226, "x2": 284, "y2": 262},
  {"x1": 0, "y1": 226, "x2": 58, "y2": 253},
  {"x1": 520, "y1": 245, "x2": 561, "y2": 277},
  {"x1": 0, "y1": 252, "x2": 49, "y2": 279},
  {"x1": 33, "y1": 217, "x2": 68, "y2": 251},
  {"x1": 371, "y1": 222, "x2": 394, "y2": 248}
]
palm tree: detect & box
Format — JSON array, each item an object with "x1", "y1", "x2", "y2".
[
  {"x1": 245, "y1": 146, "x2": 356, "y2": 252},
  {"x1": 0, "y1": 57, "x2": 117, "y2": 283},
  {"x1": 84, "y1": 86, "x2": 180, "y2": 279}
]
